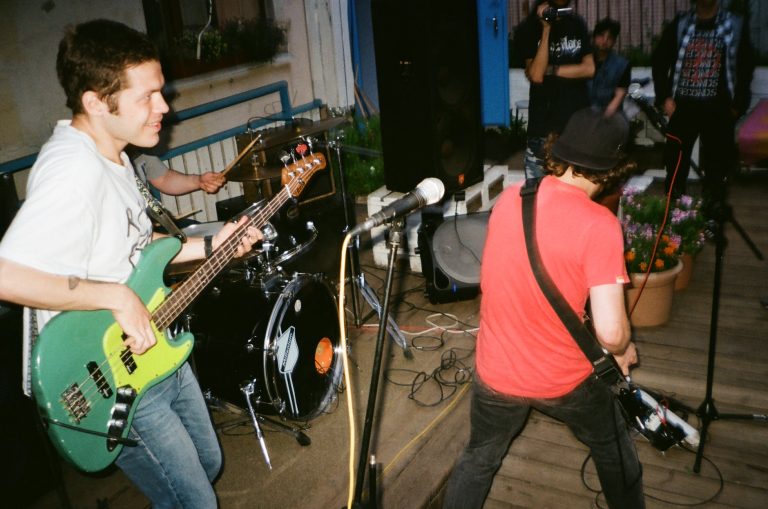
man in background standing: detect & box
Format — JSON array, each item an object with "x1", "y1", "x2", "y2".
[
  {"x1": 652, "y1": 0, "x2": 754, "y2": 200},
  {"x1": 513, "y1": 0, "x2": 594, "y2": 178}
]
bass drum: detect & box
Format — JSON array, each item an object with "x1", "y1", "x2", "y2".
[{"x1": 191, "y1": 273, "x2": 341, "y2": 421}]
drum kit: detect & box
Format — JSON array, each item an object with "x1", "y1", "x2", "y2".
[{"x1": 165, "y1": 117, "x2": 350, "y2": 468}]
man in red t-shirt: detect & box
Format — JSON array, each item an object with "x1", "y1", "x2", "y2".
[{"x1": 443, "y1": 108, "x2": 644, "y2": 509}]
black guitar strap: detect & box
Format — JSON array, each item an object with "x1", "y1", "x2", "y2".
[{"x1": 520, "y1": 177, "x2": 622, "y2": 385}]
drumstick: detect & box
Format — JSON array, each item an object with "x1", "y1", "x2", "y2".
[
  {"x1": 221, "y1": 135, "x2": 262, "y2": 177},
  {"x1": 175, "y1": 208, "x2": 202, "y2": 221}
]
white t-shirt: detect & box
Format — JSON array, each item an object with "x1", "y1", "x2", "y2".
[{"x1": 0, "y1": 120, "x2": 153, "y2": 394}]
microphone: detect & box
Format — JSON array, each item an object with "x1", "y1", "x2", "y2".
[
  {"x1": 348, "y1": 178, "x2": 445, "y2": 236},
  {"x1": 628, "y1": 84, "x2": 668, "y2": 133}
]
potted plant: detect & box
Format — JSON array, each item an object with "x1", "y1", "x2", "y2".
[
  {"x1": 620, "y1": 187, "x2": 683, "y2": 326},
  {"x1": 669, "y1": 194, "x2": 706, "y2": 290}
]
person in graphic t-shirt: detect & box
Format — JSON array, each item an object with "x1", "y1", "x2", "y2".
[
  {"x1": 513, "y1": 0, "x2": 594, "y2": 178},
  {"x1": 652, "y1": 0, "x2": 755, "y2": 200}
]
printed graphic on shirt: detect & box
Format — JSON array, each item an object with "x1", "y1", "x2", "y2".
[
  {"x1": 550, "y1": 36, "x2": 583, "y2": 62},
  {"x1": 677, "y1": 32, "x2": 723, "y2": 99},
  {"x1": 126, "y1": 207, "x2": 152, "y2": 268}
]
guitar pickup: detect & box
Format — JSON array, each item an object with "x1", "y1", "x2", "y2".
[
  {"x1": 87, "y1": 361, "x2": 114, "y2": 398},
  {"x1": 120, "y1": 348, "x2": 137, "y2": 374}
]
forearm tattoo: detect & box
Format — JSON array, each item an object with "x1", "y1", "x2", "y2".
[{"x1": 68, "y1": 276, "x2": 81, "y2": 290}]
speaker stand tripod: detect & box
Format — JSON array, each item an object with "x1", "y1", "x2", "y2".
[
  {"x1": 692, "y1": 181, "x2": 767, "y2": 473},
  {"x1": 328, "y1": 136, "x2": 411, "y2": 356}
]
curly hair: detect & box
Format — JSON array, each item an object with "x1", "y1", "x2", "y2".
[
  {"x1": 542, "y1": 132, "x2": 638, "y2": 193},
  {"x1": 56, "y1": 19, "x2": 159, "y2": 115}
]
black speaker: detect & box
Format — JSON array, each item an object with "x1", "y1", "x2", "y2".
[
  {"x1": 372, "y1": 0, "x2": 484, "y2": 194},
  {"x1": 418, "y1": 208, "x2": 489, "y2": 304}
]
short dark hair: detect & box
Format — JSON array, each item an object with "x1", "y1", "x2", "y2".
[
  {"x1": 56, "y1": 19, "x2": 159, "y2": 115},
  {"x1": 593, "y1": 17, "x2": 621, "y2": 39}
]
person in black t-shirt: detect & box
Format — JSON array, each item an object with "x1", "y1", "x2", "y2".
[{"x1": 513, "y1": 0, "x2": 594, "y2": 178}]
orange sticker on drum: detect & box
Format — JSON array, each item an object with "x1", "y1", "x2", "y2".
[{"x1": 315, "y1": 337, "x2": 333, "y2": 375}]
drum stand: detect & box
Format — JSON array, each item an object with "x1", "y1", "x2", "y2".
[{"x1": 327, "y1": 136, "x2": 411, "y2": 356}]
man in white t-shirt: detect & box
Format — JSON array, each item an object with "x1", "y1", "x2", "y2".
[{"x1": 0, "y1": 19, "x2": 260, "y2": 508}]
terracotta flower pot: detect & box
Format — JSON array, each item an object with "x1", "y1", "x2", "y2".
[
  {"x1": 625, "y1": 261, "x2": 683, "y2": 327},
  {"x1": 674, "y1": 253, "x2": 695, "y2": 291}
]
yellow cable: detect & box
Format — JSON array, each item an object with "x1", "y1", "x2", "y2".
[
  {"x1": 338, "y1": 234, "x2": 357, "y2": 509},
  {"x1": 382, "y1": 380, "x2": 471, "y2": 477}
]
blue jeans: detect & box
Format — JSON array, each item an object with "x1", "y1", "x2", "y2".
[
  {"x1": 524, "y1": 136, "x2": 547, "y2": 179},
  {"x1": 443, "y1": 375, "x2": 644, "y2": 509},
  {"x1": 116, "y1": 362, "x2": 222, "y2": 509}
]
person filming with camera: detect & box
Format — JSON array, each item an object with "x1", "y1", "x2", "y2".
[{"x1": 512, "y1": 0, "x2": 595, "y2": 179}]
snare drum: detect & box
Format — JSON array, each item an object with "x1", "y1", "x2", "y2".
[{"x1": 191, "y1": 273, "x2": 341, "y2": 421}]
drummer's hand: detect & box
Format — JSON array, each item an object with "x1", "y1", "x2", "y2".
[
  {"x1": 215, "y1": 216, "x2": 263, "y2": 258},
  {"x1": 199, "y1": 171, "x2": 226, "y2": 194}
]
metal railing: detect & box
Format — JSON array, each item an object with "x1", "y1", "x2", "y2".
[{"x1": 0, "y1": 80, "x2": 324, "y2": 222}]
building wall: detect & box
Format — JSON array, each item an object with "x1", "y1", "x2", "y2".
[{"x1": 0, "y1": 0, "x2": 353, "y2": 198}]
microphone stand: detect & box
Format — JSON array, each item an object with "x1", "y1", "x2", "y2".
[
  {"x1": 629, "y1": 92, "x2": 768, "y2": 471},
  {"x1": 352, "y1": 218, "x2": 405, "y2": 508},
  {"x1": 692, "y1": 180, "x2": 767, "y2": 473}
]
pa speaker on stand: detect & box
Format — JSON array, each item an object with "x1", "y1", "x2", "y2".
[{"x1": 371, "y1": 0, "x2": 484, "y2": 195}]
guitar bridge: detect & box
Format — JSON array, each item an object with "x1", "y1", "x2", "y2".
[{"x1": 60, "y1": 384, "x2": 91, "y2": 423}]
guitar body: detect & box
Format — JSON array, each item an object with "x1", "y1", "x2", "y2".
[{"x1": 31, "y1": 237, "x2": 193, "y2": 472}]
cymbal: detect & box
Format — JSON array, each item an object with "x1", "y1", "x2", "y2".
[
  {"x1": 226, "y1": 161, "x2": 283, "y2": 182},
  {"x1": 245, "y1": 116, "x2": 350, "y2": 152}
]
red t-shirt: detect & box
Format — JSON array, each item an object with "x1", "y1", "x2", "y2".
[{"x1": 476, "y1": 177, "x2": 629, "y2": 398}]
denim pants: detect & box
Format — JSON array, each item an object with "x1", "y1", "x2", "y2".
[
  {"x1": 443, "y1": 375, "x2": 644, "y2": 509},
  {"x1": 116, "y1": 362, "x2": 222, "y2": 509},
  {"x1": 524, "y1": 136, "x2": 547, "y2": 179}
]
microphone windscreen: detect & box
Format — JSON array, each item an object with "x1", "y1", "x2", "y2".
[{"x1": 416, "y1": 178, "x2": 445, "y2": 205}]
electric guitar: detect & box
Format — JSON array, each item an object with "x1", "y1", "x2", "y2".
[{"x1": 30, "y1": 153, "x2": 326, "y2": 472}]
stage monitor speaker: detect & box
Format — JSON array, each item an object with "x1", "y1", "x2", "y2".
[
  {"x1": 371, "y1": 0, "x2": 484, "y2": 195},
  {"x1": 418, "y1": 208, "x2": 489, "y2": 304}
]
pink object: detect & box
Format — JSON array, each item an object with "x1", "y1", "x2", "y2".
[{"x1": 738, "y1": 99, "x2": 768, "y2": 165}]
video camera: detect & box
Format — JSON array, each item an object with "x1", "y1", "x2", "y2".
[{"x1": 541, "y1": 6, "x2": 573, "y2": 23}]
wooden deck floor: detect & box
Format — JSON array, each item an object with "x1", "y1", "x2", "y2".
[{"x1": 21, "y1": 169, "x2": 768, "y2": 509}]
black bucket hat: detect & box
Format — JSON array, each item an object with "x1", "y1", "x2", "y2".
[{"x1": 551, "y1": 108, "x2": 629, "y2": 171}]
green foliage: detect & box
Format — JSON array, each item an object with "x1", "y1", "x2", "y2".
[
  {"x1": 168, "y1": 18, "x2": 285, "y2": 64},
  {"x1": 340, "y1": 116, "x2": 385, "y2": 196}
]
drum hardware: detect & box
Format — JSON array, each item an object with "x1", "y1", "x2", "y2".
[
  {"x1": 242, "y1": 380, "x2": 273, "y2": 470},
  {"x1": 327, "y1": 135, "x2": 411, "y2": 355}
]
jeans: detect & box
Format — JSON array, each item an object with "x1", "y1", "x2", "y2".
[
  {"x1": 524, "y1": 137, "x2": 547, "y2": 179},
  {"x1": 443, "y1": 375, "x2": 644, "y2": 509},
  {"x1": 116, "y1": 362, "x2": 222, "y2": 509}
]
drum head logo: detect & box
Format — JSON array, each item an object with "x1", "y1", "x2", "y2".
[{"x1": 276, "y1": 326, "x2": 300, "y2": 415}]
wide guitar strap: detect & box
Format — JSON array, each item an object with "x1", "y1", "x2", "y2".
[{"x1": 519, "y1": 177, "x2": 622, "y2": 385}]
